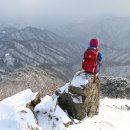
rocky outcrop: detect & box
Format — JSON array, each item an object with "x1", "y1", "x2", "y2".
[
  {"x1": 26, "y1": 93, "x2": 41, "y2": 112},
  {"x1": 58, "y1": 92, "x2": 86, "y2": 120},
  {"x1": 57, "y1": 72, "x2": 100, "y2": 120},
  {"x1": 0, "y1": 26, "x2": 82, "y2": 80},
  {"x1": 34, "y1": 95, "x2": 73, "y2": 130},
  {"x1": 101, "y1": 77, "x2": 130, "y2": 98}
]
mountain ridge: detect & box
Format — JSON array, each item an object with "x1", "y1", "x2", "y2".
[{"x1": 0, "y1": 26, "x2": 82, "y2": 79}]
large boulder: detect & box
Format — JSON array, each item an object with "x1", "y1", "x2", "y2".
[
  {"x1": 58, "y1": 92, "x2": 86, "y2": 120},
  {"x1": 57, "y1": 72, "x2": 100, "y2": 120}
]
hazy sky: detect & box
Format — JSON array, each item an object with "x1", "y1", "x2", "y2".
[
  {"x1": 0, "y1": 0, "x2": 130, "y2": 28},
  {"x1": 0, "y1": 0, "x2": 130, "y2": 18}
]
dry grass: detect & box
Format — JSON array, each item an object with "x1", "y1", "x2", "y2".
[{"x1": 0, "y1": 67, "x2": 65, "y2": 99}]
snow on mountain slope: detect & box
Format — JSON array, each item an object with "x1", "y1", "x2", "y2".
[{"x1": 0, "y1": 26, "x2": 82, "y2": 75}]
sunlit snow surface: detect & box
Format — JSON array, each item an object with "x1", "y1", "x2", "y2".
[
  {"x1": 70, "y1": 71, "x2": 90, "y2": 88},
  {"x1": 0, "y1": 89, "x2": 42, "y2": 130}
]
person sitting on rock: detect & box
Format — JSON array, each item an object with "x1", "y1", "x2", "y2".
[{"x1": 82, "y1": 38, "x2": 103, "y2": 79}]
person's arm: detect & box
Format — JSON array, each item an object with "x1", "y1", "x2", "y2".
[
  {"x1": 98, "y1": 52, "x2": 103, "y2": 67},
  {"x1": 98, "y1": 52, "x2": 103, "y2": 62},
  {"x1": 84, "y1": 51, "x2": 86, "y2": 59}
]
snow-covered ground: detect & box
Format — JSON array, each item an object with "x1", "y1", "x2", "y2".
[
  {"x1": 34, "y1": 95, "x2": 72, "y2": 130},
  {"x1": 0, "y1": 72, "x2": 130, "y2": 130},
  {"x1": 68, "y1": 98, "x2": 130, "y2": 130},
  {"x1": 0, "y1": 89, "x2": 42, "y2": 130},
  {"x1": 0, "y1": 89, "x2": 130, "y2": 130}
]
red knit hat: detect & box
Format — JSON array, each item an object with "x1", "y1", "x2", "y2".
[{"x1": 89, "y1": 38, "x2": 99, "y2": 49}]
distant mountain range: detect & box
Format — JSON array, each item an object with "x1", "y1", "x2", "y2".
[
  {"x1": 55, "y1": 16, "x2": 130, "y2": 49},
  {"x1": 0, "y1": 16, "x2": 130, "y2": 99},
  {"x1": 55, "y1": 16, "x2": 130, "y2": 78},
  {"x1": 0, "y1": 26, "x2": 83, "y2": 80},
  {"x1": 0, "y1": 16, "x2": 130, "y2": 80}
]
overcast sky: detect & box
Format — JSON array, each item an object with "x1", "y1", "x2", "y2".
[
  {"x1": 0, "y1": 0, "x2": 130, "y2": 28},
  {"x1": 0, "y1": 0, "x2": 130, "y2": 18}
]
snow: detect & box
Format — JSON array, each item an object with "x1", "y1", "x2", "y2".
[
  {"x1": 0, "y1": 89, "x2": 42, "y2": 130},
  {"x1": 55, "y1": 71, "x2": 90, "y2": 95},
  {"x1": 0, "y1": 73, "x2": 130, "y2": 130},
  {"x1": 35, "y1": 95, "x2": 71, "y2": 130},
  {"x1": 4, "y1": 53, "x2": 14, "y2": 66},
  {"x1": 2, "y1": 31, "x2": 6, "y2": 34},
  {"x1": 0, "y1": 89, "x2": 130, "y2": 130},
  {"x1": 2, "y1": 89, "x2": 38, "y2": 106},
  {"x1": 70, "y1": 71, "x2": 90, "y2": 88},
  {"x1": 55, "y1": 83, "x2": 70, "y2": 95},
  {"x1": 68, "y1": 98, "x2": 130, "y2": 130},
  {"x1": 71, "y1": 95, "x2": 83, "y2": 103},
  {"x1": 0, "y1": 103, "x2": 20, "y2": 130}
]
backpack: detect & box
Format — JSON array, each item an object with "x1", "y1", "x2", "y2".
[{"x1": 82, "y1": 49, "x2": 98, "y2": 74}]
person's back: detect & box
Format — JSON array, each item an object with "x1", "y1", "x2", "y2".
[{"x1": 82, "y1": 38, "x2": 103, "y2": 74}]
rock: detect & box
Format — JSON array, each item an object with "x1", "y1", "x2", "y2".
[
  {"x1": 125, "y1": 105, "x2": 130, "y2": 111},
  {"x1": 58, "y1": 72, "x2": 100, "y2": 120},
  {"x1": 128, "y1": 106, "x2": 130, "y2": 111},
  {"x1": 58, "y1": 93, "x2": 86, "y2": 120},
  {"x1": 26, "y1": 93, "x2": 41, "y2": 112},
  {"x1": 34, "y1": 95, "x2": 72, "y2": 130},
  {"x1": 64, "y1": 121, "x2": 73, "y2": 128},
  {"x1": 101, "y1": 77, "x2": 130, "y2": 98}
]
